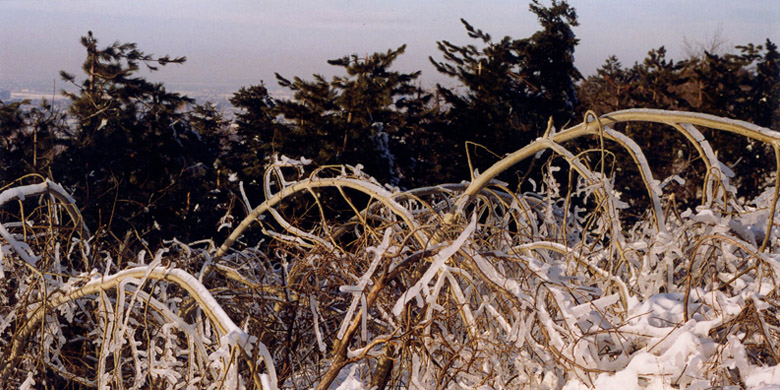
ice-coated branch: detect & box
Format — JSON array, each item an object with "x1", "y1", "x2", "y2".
[
  {"x1": 216, "y1": 176, "x2": 426, "y2": 258},
  {"x1": 0, "y1": 180, "x2": 90, "y2": 265},
  {"x1": 2, "y1": 265, "x2": 278, "y2": 388}
]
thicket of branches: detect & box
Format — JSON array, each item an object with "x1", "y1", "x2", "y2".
[{"x1": 1, "y1": 110, "x2": 779, "y2": 389}]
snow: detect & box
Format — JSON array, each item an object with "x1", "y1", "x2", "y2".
[
  {"x1": 334, "y1": 364, "x2": 364, "y2": 390},
  {"x1": 745, "y1": 365, "x2": 780, "y2": 389},
  {"x1": 392, "y1": 215, "x2": 477, "y2": 316},
  {"x1": 19, "y1": 372, "x2": 35, "y2": 390}
]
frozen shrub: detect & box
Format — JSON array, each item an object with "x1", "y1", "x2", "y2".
[{"x1": 1, "y1": 109, "x2": 779, "y2": 389}]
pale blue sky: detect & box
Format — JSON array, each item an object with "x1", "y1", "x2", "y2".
[{"x1": 1, "y1": 0, "x2": 778, "y2": 91}]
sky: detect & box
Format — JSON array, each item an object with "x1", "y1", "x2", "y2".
[{"x1": 1, "y1": 0, "x2": 778, "y2": 93}]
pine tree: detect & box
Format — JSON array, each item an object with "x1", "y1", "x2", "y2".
[
  {"x1": 229, "y1": 83, "x2": 282, "y2": 190},
  {"x1": 576, "y1": 48, "x2": 693, "y2": 213},
  {"x1": 0, "y1": 99, "x2": 69, "y2": 179},
  {"x1": 691, "y1": 49, "x2": 751, "y2": 117},
  {"x1": 630, "y1": 47, "x2": 688, "y2": 109},
  {"x1": 0, "y1": 99, "x2": 30, "y2": 178},
  {"x1": 578, "y1": 55, "x2": 634, "y2": 114},
  {"x1": 429, "y1": 0, "x2": 581, "y2": 181},
  {"x1": 272, "y1": 45, "x2": 432, "y2": 186},
  {"x1": 189, "y1": 101, "x2": 232, "y2": 184},
  {"x1": 683, "y1": 42, "x2": 776, "y2": 199},
  {"x1": 752, "y1": 39, "x2": 780, "y2": 129},
  {"x1": 326, "y1": 45, "x2": 432, "y2": 186},
  {"x1": 55, "y1": 31, "x2": 211, "y2": 244},
  {"x1": 578, "y1": 40, "x2": 779, "y2": 209}
]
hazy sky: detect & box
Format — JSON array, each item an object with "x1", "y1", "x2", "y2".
[{"x1": 1, "y1": 0, "x2": 778, "y2": 91}]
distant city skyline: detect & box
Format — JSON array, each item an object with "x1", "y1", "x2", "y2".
[{"x1": 1, "y1": 0, "x2": 778, "y2": 93}]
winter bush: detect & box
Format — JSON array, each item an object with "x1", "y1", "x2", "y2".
[{"x1": 1, "y1": 109, "x2": 779, "y2": 389}]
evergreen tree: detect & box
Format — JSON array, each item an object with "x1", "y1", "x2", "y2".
[
  {"x1": 185, "y1": 101, "x2": 244, "y2": 241},
  {"x1": 189, "y1": 101, "x2": 233, "y2": 185},
  {"x1": 190, "y1": 102, "x2": 230, "y2": 142},
  {"x1": 578, "y1": 55, "x2": 634, "y2": 114},
  {"x1": 0, "y1": 99, "x2": 69, "y2": 179},
  {"x1": 589, "y1": 48, "x2": 698, "y2": 211},
  {"x1": 229, "y1": 83, "x2": 282, "y2": 191},
  {"x1": 0, "y1": 99, "x2": 29, "y2": 178},
  {"x1": 751, "y1": 39, "x2": 780, "y2": 130},
  {"x1": 0, "y1": 99, "x2": 30, "y2": 180},
  {"x1": 325, "y1": 45, "x2": 433, "y2": 186},
  {"x1": 681, "y1": 42, "x2": 776, "y2": 198},
  {"x1": 578, "y1": 40, "x2": 780, "y2": 209},
  {"x1": 55, "y1": 31, "x2": 212, "y2": 244},
  {"x1": 429, "y1": 0, "x2": 581, "y2": 180},
  {"x1": 272, "y1": 45, "x2": 432, "y2": 186},
  {"x1": 629, "y1": 47, "x2": 689, "y2": 109}
]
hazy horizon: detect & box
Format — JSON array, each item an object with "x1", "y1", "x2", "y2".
[{"x1": 2, "y1": 0, "x2": 779, "y2": 93}]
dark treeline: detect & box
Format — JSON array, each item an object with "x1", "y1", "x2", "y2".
[{"x1": 2, "y1": 0, "x2": 779, "y2": 249}]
